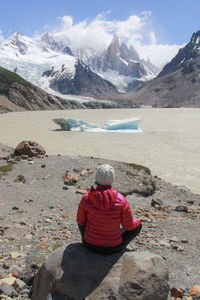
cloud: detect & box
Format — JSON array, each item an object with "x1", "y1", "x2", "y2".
[
  {"x1": 51, "y1": 13, "x2": 183, "y2": 67},
  {"x1": 136, "y1": 44, "x2": 184, "y2": 68}
]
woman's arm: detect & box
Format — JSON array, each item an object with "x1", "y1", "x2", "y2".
[
  {"x1": 121, "y1": 198, "x2": 141, "y2": 230},
  {"x1": 76, "y1": 197, "x2": 87, "y2": 226}
]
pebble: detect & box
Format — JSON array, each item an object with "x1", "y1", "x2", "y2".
[
  {"x1": 159, "y1": 240, "x2": 171, "y2": 248},
  {"x1": 10, "y1": 252, "x2": 21, "y2": 259},
  {"x1": 175, "y1": 205, "x2": 188, "y2": 213},
  {"x1": 0, "y1": 282, "x2": 17, "y2": 297}
]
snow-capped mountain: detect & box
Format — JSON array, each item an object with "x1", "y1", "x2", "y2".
[
  {"x1": 123, "y1": 30, "x2": 200, "y2": 108},
  {"x1": 0, "y1": 31, "x2": 158, "y2": 98},
  {"x1": 72, "y1": 34, "x2": 159, "y2": 92}
]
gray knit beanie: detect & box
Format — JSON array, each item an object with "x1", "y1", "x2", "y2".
[{"x1": 95, "y1": 164, "x2": 115, "y2": 186}]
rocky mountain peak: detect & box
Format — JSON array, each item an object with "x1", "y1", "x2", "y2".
[
  {"x1": 4, "y1": 31, "x2": 28, "y2": 55},
  {"x1": 190, "y1": 30, "x2": 200, "y2": 47},
  {"x1": 41, "y1": 32, "x2": 73, "y2": 55},
  {"x1": 107, "y1": 34, "x2": 121, "y2": 58},
  {"x1": 158, "y1": 30, "x2": 200, "y2": 77}
]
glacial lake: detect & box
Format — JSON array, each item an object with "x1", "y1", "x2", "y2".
[{"x1": 0, "y1": 108, "x2": 200, "y2": 194}]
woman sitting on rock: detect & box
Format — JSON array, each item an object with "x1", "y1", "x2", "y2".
[{"x1": 77, "y1": 164, "x2": 142, "y2": 254}]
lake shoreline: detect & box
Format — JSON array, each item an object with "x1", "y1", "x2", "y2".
[
  {"x1": 0, "y1": 143, "x2": 200, "y2": 299},
  {"x1": 1, "y1": 108, "x2": 200, "y2": 193}
]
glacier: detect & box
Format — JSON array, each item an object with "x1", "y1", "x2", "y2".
[{"x1": 53, "y1": 117, "x2": 142, "y2": 133}]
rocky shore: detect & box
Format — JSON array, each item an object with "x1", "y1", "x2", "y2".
[{"x1": 0, "y1": 143, "x2": 200, "y2": 299}]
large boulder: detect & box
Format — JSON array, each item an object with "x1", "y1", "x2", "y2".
[
  {"x1": 31, "y1": 243, "x2": 169, "y2": 300},
  {"x1": 14, "y1": 140, "x2": 46, "y2": 158}
]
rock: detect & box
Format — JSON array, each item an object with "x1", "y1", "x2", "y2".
[
  {"x1": 32, "y1": 243, "x2": 169, "y2": 300},
  {"x1": 159, "y1": 241, "x2": 171, "y2": 248},
  {"x1": 170, "y1": 236, "x2": 178, "y2": 243},
  {"x1": 0, "y1": 282, "x2": 16, "y2": 297},
  {"x1": 13, "y1": 278, "x2": 27, "y2": 293},
  {"x1": 0, "y1": 277, "x2": 16, "y2": 286},
  {"x1": 9, "y1": 265, "x2": 23, "y2": 278},
  {"x1": 76, "y1": 188, "x2": 87, "y2": 194},
  {"x1": 10, "y1": 252, "x2": 21, "y2": 259},
  {"x1": 151, "y1": 198, "x2": 163, "y2": 207},
  {"x1": 14, "y1": 140, "x2": 46, "y2": 158},
  {"x1": 189, "y1": 285, "x2": 200, "y2": 296},
  {"x1": 63, "y1": 172, "x2": 79, "y2": 185},
  {"x1": 175, "y1": 206, "x2": 188, "y2": 213},
  {"x1": 171, "y1": 286, "x2": 185, "y2": 298}
]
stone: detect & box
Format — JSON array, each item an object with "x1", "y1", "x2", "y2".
[
  {"x1": 14, "y1": 140, "x2": 46, "y2": 158},
  {"x1": 63, "y1": 172, "x2": 79, "y2": 185},
  {"x1": 32, "y1": 243, "x2": 169, "y2": 300},
  {"x1": 171, "y1": 287, "x2": 185, "y2": 298},
  {"x1": 175, "y1": 205, "x2": 188, "y2": 213},
  {"x1": 76, "y1": 188, "x2": 87, "y2": 194},
  {"x1": 0, "y1": 282, "x2": 18, "y2": 297},
  {"x1": 151, "y1": 198, "x2": 163, "y2": 207},
  {"x1": 189, "y1": 285, "x2": 200, "y2": 296},
  {"x1": 0, "y1": 276, "x2": 16, "y2": 286},
  {"x1": 10, "y1": 252, "x2": 21, "y2": 259},
  {"x1": 9, "y1": 265, "x2": 23, "y2": 278},
  {"x1": 13, "y1": 278, "x2": 27, "y2": 293},
  {"x1": 159, "y1": 240, "x2": 171, "y2": 248}
]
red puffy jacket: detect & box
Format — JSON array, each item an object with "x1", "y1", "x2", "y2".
[{"x1": 77, "y1": 185, "x2": 141, "y2": 247}]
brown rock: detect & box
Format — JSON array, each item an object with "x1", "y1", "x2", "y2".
[
  {"x1": 171, "y1": 287, "x2": 184, "y2": 298},
  {"x1": 189, "y1": 285, "x2": 200, "y2": 296},
  {"x1": 76, "y1": 188, "x2": 87, "y2": 194},
  {"x1": 14, "y1": 140, "x2": 46, "y2": 158},
  {"x1": 64, "y1": 173, "x2": 78, "y2": 185}
]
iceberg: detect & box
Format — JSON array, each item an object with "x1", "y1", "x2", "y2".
[
  {"x1": 53, "y1": 118, "x2": 98, "y2": 131},
  {"x1": 104, "y1": 117, "x2": 141, "y2": 130},
  {"x1": 53, "y1": 117, "x2": 141, "y2": 133}
]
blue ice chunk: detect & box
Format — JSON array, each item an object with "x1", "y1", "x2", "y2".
[
  {"x1": 53, "y1": 118, "x2": 98, "y2": 131},
  {"x1": 104, "y1": 117, "x2": 141, "y2": 130}
]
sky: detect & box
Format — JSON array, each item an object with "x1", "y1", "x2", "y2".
[{"x1": 1, "y1": 0, "x2": 200, "y2": 67}]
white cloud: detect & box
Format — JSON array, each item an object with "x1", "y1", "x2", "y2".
[
  {"x1": 136, "y1": 44, "x2": 184, "y2": 68},
  {"x1": 50, "y1": 13, "x2": 183, "y2": 67}
]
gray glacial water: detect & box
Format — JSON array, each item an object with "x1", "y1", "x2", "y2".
[{"x1": 0, "y1": 108, "x2": 200, "y2": 193}]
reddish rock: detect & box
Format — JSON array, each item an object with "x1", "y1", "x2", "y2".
[
  {"x1": 171, "y1": 287, "x2": 184, "y2": 298},
  {"x1": 14, "y1": 141, "x2": 46, "y2": 158},
  {"x1": 64, "y1": 173, "x2": 79, "y2": 185},
  {"x1": 189, "y1": 285, "x2": 200, "y2": 296}
]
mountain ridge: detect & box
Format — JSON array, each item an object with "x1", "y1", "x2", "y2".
[
  {"x1": 122, "y1": 30, "x2": 200, "y2": 108},
  {"x1": 0, "y1": 31, "x2": 158, "y2": 97}
]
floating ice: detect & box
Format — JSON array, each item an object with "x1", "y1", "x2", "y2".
[
  {"x1": 53, "y1": 118, "x2": 98, "y2": 131},
  {"x1": 104, "y1": 117, "x2": 141, "y2": 130},
  {"x1": 53, "y1": 117, "x2": 142, "y2": 133}
]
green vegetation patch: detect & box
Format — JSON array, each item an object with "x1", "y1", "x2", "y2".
[
  {"x1": 0, "y1": 66, "x2": 33, "y2": 96},
  {"x1": 52, "y1": 244, "x2": 63, "y2": 251},
  {"x1": 14, "y1": 175, "x2": 26, "y2": 183},
  {"x1": 0, "y1": 161, "x2": 15, "y2": 179},
  {"x1": 15, "y1": 210, "x2": 27, "y2": 214}
]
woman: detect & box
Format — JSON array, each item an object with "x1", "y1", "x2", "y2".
[{"x1": 77, "y1": 164, "x2": 142, "y2": 254}]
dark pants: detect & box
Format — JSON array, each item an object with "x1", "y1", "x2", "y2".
[{"x1": 78, "y1": 224, "x2": 142, "y2": 254}]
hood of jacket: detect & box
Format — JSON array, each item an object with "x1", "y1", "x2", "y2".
[{"x1": 88, "y1": 185, "x2": 118, "y2": 210}]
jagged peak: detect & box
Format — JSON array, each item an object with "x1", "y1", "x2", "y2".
[
  {"x1": 110, "y1": 34, "x2": 121, "y2": 46},
  {"x1": 7, "y1": 31, "x2": 25, "y2": 42},
  {"x1": 190, "y1": 30, "x2": 200, "y2": 46}
]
